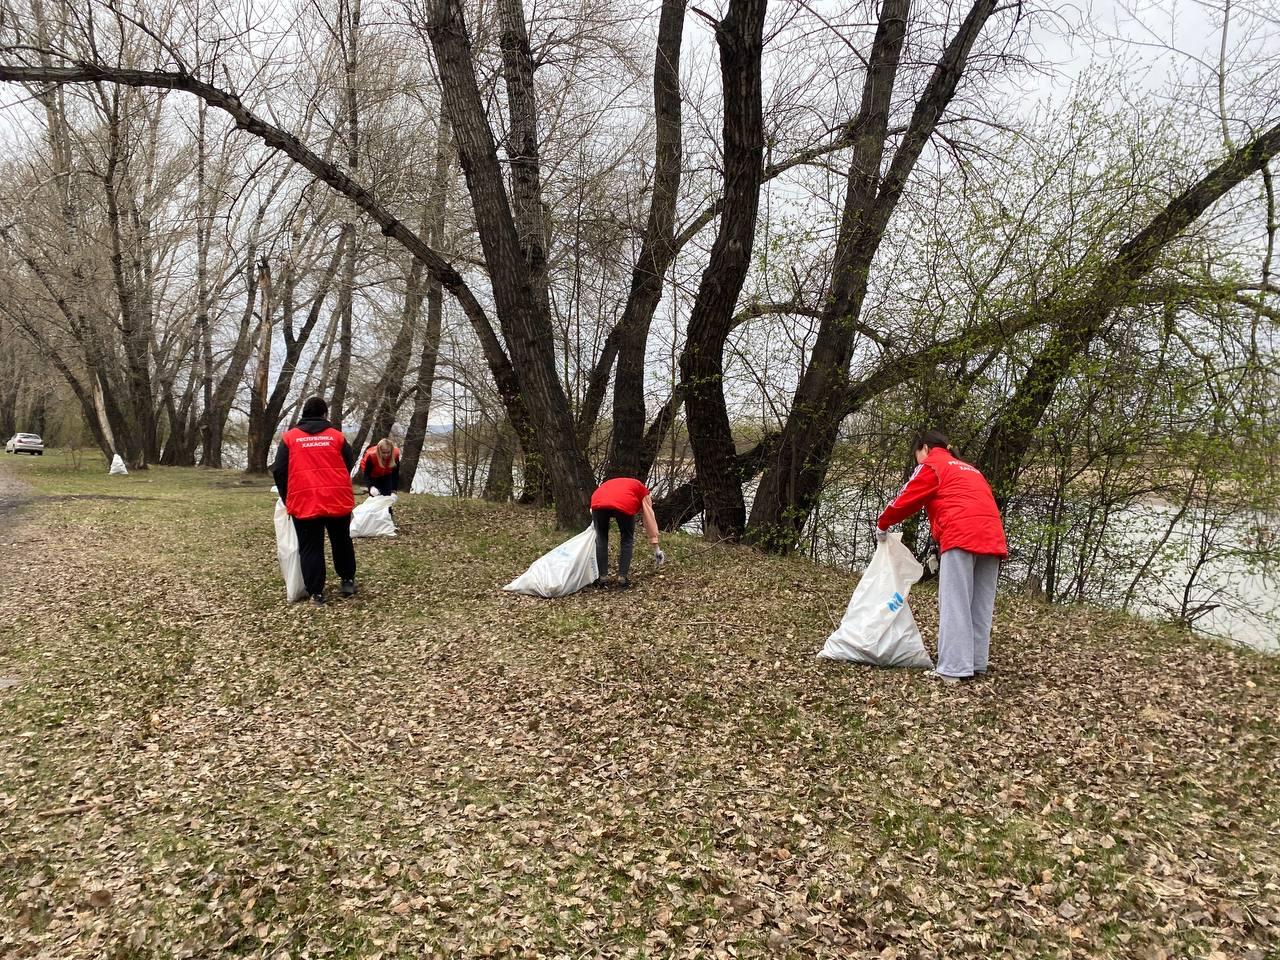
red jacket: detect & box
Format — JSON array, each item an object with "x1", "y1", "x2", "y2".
[
  {"x1": 591, "y1": 477, "x2": 650, "y2": 515},
  {"x1": 362, "y1": 445, "x2": 400, "y2": 478},
  {"x1": 275, "y1": 422, "x2": 356, "y2": 519},
  {"x1": 877, "y1": 446, "x2": 1007, "y2": 557}
]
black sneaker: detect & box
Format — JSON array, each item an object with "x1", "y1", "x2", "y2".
[
  {"x1": 310, "y1": 593, "x2": 326, "y2": 606},
  {"x1": 615, "y1": 577, "x2": 631, "y2": 591},
  {"x1": 341, "y1": 579, "x2": 356, "y2": 597}
]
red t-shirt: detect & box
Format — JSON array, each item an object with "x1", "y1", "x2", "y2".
[{"x1": 590, "y1": 477, "x2": 650, "y2": 515}]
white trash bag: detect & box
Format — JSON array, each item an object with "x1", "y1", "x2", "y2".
[
  {"x1": 503, "y1": 526, "x2": 598, "y2": 598},
  {"x1": 274, "y1": 498, "x2": 308, "y2": 602},
  {"x1": 108, "y1": 454, "x2": 128, "y2": 476},
  {"x1": 350, "y1": 492, "x2": 397, "y2": 538},
  {"x1": 818, "y1": 533, "x2": 934, "y2": 669}
]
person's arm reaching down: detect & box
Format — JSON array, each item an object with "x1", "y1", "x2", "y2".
[
  {"x1": 641, "y1": 495, "x2": 665, "y2": 565},
  {"x1": 640, "y1": 495, "x2": 660, "y2": 545},
  {"x1": 877, "y1": 463, "x2": 939, "y2": 530}
]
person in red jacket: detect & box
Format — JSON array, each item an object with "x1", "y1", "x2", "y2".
[
  {"x1": 361, "y1": 438, "x2": 401, "y2": 495},
  {"x1": 590, "y1": 476, "x2": 664, "y2": 589},
  {"x1": 876, "y1": 429, "x2": 1008, "y2": 683},
  {"x1": 271, "y1": 396, "x2": 358, "y2": 605}
]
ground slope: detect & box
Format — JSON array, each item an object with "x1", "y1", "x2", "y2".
[{"x1": 0, "y1": 453, "x2": 1277, "y2": 959}]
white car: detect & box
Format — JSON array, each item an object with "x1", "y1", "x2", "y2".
[{"x1": 5, "y1": 433, "x2": 44, "y2": 455}]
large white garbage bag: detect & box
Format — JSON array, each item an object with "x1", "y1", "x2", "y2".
[
  {"x1": 503, "y1": 526, "x2": 598, "y2": 598},
  {"x1": 108, "y1": 454, "x2": 128, "y2": 476},
  {"x1": 818, "y1": 533, "x2": 934, "y2": 669},
  {"x1": 350, "y1": 493, "x2": 397, "y2": 538},
  {"x1": 274, "y1": 499, "x2": 308, "y2": 602}
]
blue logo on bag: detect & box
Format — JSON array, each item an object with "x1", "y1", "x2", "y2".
[{"x1": 887, "y1": 591, "x2": 904, "y2": 612}]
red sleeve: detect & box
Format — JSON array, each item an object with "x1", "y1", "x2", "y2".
[{"x1": 877, "y1": 464, "x2": 939, "y2": 530}]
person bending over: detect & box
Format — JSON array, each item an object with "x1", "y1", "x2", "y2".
[
  {"x1": 361, "y1": 438, "x2": 401, "y2": 495},
  {"x1": 272, "y1": 396, "x2": 358, "y2": 605},
  {"x1": 876, "y1": 429, "x2": 1007, "y2": 683},
  {"x1": 590, "y1": 476, "x2": 664, "y2": 589}
]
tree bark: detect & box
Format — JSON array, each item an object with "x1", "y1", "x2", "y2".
[
  {"x1": 194, "y1": 101, "x2": 217, "y2": 466},
  {"x1": 497, "y1": 0, "x2": 550, "y2": 311},
  {"x1": 677, "y1": 0, "x2": 768, "y2": 541},
  {"x1": 483, "y1": 419, "x2": 517, "y2": 502},
  {"x1": 101, "y1": 86, "x2": 159, "y2": 468},
  {"x1": 245, "y1": 257, "x2": 276, "y2": 473},
  {"x1": 601, "y1": 0, "x2": 687, "y2": 480}
]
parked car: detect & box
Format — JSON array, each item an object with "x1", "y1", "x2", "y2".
[{"x1": 4, "y1": 433, "x2": 44, "y2": 455}]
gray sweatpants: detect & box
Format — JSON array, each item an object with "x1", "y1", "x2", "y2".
[{"x1": 937, "y1": 548, "x2": 1000, "y2": 678}]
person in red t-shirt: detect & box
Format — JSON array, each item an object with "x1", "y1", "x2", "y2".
[
  {"x1": 589, "y1": 477, "x2": 664, "y2": 589},
  {"x1": 271, "y1": 396, "x2": 358, "y2": 605},
  {"x1": 876, "y1": 429, "x2": 1008, "y2": 683}
]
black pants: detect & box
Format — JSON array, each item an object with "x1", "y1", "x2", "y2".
[
  {"x1": 293, "y1": 514, "x2": 356, "y2": 596},
  {"x1": 592, "y1": 508, "x2": 635, "y2": 579}
]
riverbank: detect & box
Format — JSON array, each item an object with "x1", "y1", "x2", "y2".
[{"x1": 1, "y1": 452, "x2": 1277, "y2": 958}]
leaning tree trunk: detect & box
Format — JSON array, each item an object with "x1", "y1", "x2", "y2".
[
  {"x1": 426, "y1": 0, "x2": 596, "y2": 527},
  {"x1": 977, "y1": 118, "x2": 1280, "y2": 505},
  {"x1": 194, "y1": 102, "x2": 218, "y2": 466},
  {"x1": 399, "y1": 118, "x2": 452, "y2": 490},
  {"x1": 601, "y1": 0, "x2": 687, "y2": 480},
  {"x1": 497, "y1": 0, "x2": 551, "y2": 312},
  {"x1": 203, "y1": 175, "x2": 279, "y2": 468},
  {"x1": 329, "y1": 222, "x2": 357, "y2": 429},
  {"x1": 747, "y1": 0, "x2": 997, "y2": 551},
  {"x1": 353, "y1": 250, "x2": 426, "y2": 455},
  {"x1": 400, "y1": 273, "x2": 444, "y2": 490},
  {"x1": 244, "y1": 258, "x2": 277, "y2": 473},
  {"x1": 677, "y1": 0, "x2": 767, "y2": 541}
]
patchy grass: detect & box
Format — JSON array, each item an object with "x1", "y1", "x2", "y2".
[{"x1": 0, "y1": 450, "x2": 1277, "y2": 959}]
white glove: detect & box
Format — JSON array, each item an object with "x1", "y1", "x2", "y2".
[
  {"x1": 370, "y1": 487, "x2": 382, "y2": 497},
  {"x1": 873, "y1": 527, "x2": 888, "y2": 544},
  {"x1": 654, "y1": 547, "x2": 666, "y2": 567}
]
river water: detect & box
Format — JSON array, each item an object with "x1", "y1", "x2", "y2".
[{"x1": 409, "y1": 456, "x2": 1280, "y2": 652}]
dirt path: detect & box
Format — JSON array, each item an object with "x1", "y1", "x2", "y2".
[
  {"x1": 0, "y1": 456, "x2": 34, "y2": 522},
  {"x1": 0, "y1": 461, "x2": 33, "y2": 688}
]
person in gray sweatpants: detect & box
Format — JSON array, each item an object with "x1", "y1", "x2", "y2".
[
  {"x1": 937, "y1": 549, "x2": 1000, "y2": 677},
  {"x1": 875, "y1": 429, "x2": 1009, "y2": 682}
]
